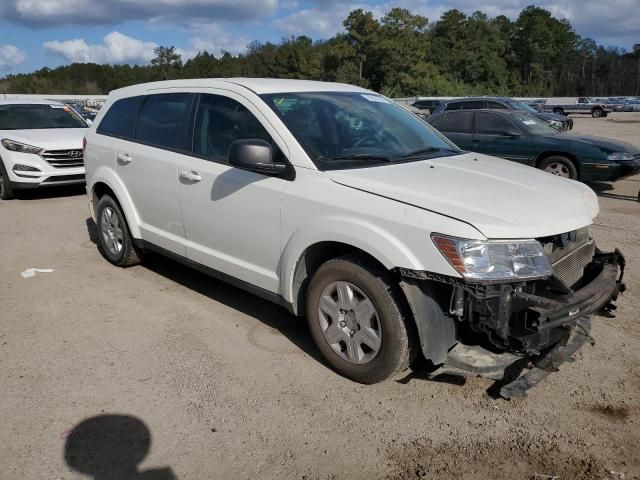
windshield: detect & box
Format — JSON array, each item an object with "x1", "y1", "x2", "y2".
[
  {"x1": 511, "y1": 112, "x2": 559, "y2": 135},
  {"x1": 506, "y1": 100, "x2": 538, "y2": 114},
  {"x1": 0, "y1": 104, "x2": 88, "y2": 130},
  {"x1": 260, "y1": 92, "x2": 460, "y2": 170}
]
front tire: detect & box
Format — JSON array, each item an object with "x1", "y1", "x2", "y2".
[
  {"x1": 0, "y1": 160, "x2": 15, "y2": 200},
  {"x1": 538, "y1": 155, "x2": 578, "y2": 180},
  {"x1": 95, "y1": 194, "x2": 142, "y2": 267},
  {"x1": 306, "y1": 254, "x2": 417, "y2": 384}
]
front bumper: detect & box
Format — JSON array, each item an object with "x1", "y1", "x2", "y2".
[
  {"x1": 399, "y1": 249, "x2": 625, "y2": 398},
  {"x1": 2, "y1": 150, "x2": 85, "y2": 189}
]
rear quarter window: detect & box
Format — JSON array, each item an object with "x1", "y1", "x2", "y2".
[{"x1": 97, "y1": 96, "x2": 145, "y2": 139}]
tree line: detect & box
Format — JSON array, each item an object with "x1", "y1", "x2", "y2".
[{"x1": 1, "y1": 5, "x2": 639, "y2": 98}]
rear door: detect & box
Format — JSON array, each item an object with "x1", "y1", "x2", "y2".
[
  {"x1": 428, "y1": 111, "x2": 474, "y2": 149},
  {"x1": 114, "y1": 92, "x2": 195, "y2": 254},
  {"x1": 471, "y1": 111, "x2": 533, "y2": 165}
]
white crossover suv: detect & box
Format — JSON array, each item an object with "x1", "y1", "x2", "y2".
[
  {"x1": 84, "y1": 79, "x2": 625, "y2": 397},
  {"x1": 0, "y1": 99, "x2": 89, "y2": 199}
]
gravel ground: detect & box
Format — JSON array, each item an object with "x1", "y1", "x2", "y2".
[{"x1": 1, "y1": 113, "x2": 639, "y2": 480}]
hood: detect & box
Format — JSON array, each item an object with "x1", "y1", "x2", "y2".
[
  {"x1": 560, "y1": 133, "x2": 640, "y2": 155},
  {"x1": 0, "y1": 128, "x2": 87, "y2": 150},
  {"x1": 327, "y1": 152, "x2": 598, "y2": 239}
]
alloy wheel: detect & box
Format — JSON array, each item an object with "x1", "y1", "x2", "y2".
[
  {"x1": 100, "y1": 206, "x2": 124, "y2": 255},
  {"x1": 544, "y1": 162, "x2": 570, "y2": 178},
  {"x1": 317, "y1": 281, "x2": 382, "y2": 364}
]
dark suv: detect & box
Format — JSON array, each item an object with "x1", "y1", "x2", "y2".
[{"x1": 432, "y1": 97, "x2": 573, "y2": 131}]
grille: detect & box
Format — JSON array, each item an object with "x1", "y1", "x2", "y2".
[
  {"x1": 40, "y1": 149, "x2": 84, "y2": 168},
  {"x1": 42, "y1": 174, "x2": 85, "y2": 183},
  {"x1": 552, "y1": 239, "x2": 596, "y2": 287}
]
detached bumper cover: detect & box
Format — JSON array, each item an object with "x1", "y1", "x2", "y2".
[
  {"x1": 399, "y1": 249, "x2": 625, "y2": 398},
  {"x1": 512, "y1": 249, "x2": 625, "y2": 332}
]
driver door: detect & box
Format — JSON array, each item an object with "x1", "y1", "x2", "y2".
[
  {"x1": 471, "y1": 111, "x2": 533, "y2": 165},
  {"x1": 177, "y1": 92, "x2": 290, "y2": 293}
]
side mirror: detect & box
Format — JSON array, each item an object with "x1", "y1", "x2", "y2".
[{"x1": 228, "y1": 139, "x2": 286, "y2": 175}]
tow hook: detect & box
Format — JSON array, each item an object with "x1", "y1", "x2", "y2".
[{"x1": 600, "y1": 302, "x2": 617, "y2": 318}]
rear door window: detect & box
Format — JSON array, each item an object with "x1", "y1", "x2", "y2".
[
  {"x1": 97, "y1": 96, "x2": 145, "y2": 139},
  {"x1": 430, "y1": 111, "x2": 474, "y2": 134},
  {"x1": 134, "y1": 93, "x2": 195, "y2": 151},
  {"x1": 476, "y1": 112, "x2": 516, "y2": 135}
]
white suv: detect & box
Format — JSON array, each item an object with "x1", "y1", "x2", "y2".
[
  {"x1": 85, "y1": 79, "x2": 625, "y2": 397},
  {"x1": 0, "y1": 100, "x2": 89, "y2": 199}
]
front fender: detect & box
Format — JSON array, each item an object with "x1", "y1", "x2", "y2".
[
  {"x1": 278, "y1": 215, "x2": 425, "y2": 303},
  {"x1": 88, "y1": 166, "x2": 142, "y2": 239}
]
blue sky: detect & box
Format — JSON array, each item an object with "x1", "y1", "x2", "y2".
[{"x1": 0, "y1": 0, "x2": 638, "y2": 74}]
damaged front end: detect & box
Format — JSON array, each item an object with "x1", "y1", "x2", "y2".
[{"x1": 398, "y1": 229, "x2": 626, "y2": 398}]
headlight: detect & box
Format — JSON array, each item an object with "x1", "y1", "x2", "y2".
[
  {"x1": 607, "y1": 152, "x2": 634, "y2": 161},
  {"x1": 432, "y1": 235, "x2": 552, "y2": 282},
  {"x1": 1, "y1": 139, "x2": 43, "y2": 154}
]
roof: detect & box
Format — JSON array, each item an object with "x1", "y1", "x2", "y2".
[
  {"x1": 431, "y1": 108, "x2": 537, "y2": 117},
  {"x1": 110, "y1": 78, "x2": 372, "y2": 98},
  {"x1": 0, "y1": 99, "x2": 65, "y2": 106},
  {"x1": 442, "y1": 97, "x2": 516, "y2": 103}
]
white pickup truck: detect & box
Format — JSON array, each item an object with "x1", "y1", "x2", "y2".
[
  {"x1": 542, "y1": 97, "x2": 612, "y2": 118},
  {"x1": 84, "y1": 79, "x2": 626, "y2": 398}
]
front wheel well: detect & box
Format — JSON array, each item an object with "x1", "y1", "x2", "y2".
[
  {"x1": 535, "y1": 152, "x2": 580, "y2": 178},
  {"x1": 290, "y1": 242, "x2": 390, "y2": 316}
]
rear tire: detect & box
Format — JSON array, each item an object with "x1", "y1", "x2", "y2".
[
  {"x1": 306, "y1": 254, "x2": 418, "y2": 384},
  {"x1": 538, "y1": 155, "x2": 578, "y2": 180},
  {"x1": 0, "y1": 159, "x2": 15, "y2": 200},
  {"x1": 553, "y1": 108, "x2": 565, "y2": 116},
  {"x1": 95, "y1": 194, "x2": 142, "y2": 267},
  {"x1": 592, "y1": 107, "x2": 603, "y2": 118}
]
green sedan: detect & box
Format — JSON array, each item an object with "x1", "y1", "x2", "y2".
[{"x1": 426, "y1": 109, "x2": 640, "y2": 182}]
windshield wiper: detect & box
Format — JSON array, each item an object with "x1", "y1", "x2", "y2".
[
  {"x1": 321, "y1": 153, "x2": 394, "y2": 163},
  {"x1": 397, "y1": 147, "x2": 457, "y2": 158}
]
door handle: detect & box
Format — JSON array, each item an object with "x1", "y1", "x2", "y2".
[
  {"x1": 117, "y1": 152, "x2": 132, "y2": 163},
  {"x1": 179, "y1": 170, "x2": 202, "y2": 182}
]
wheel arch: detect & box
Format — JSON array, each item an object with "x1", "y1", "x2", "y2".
[
  {"x1": 535, "y1": 151, "x2": 580, "y2": 178},
  {"x1": 280, "y1": 219, "x2": 424, "y2": 316},
  {"x1": 89, "y1": 167, "x2": 141, "y2": 239}
]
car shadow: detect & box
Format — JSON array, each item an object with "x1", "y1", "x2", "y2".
[
  {"x1": 64, "y1": 414, "x2": 177, "y2": 480},
  {"x1": 589, "y1": 181, "x2": 640, "y2": 202},
  {"x1": 14, "y1": 184, "x2": 85, "y2": 200},
  {"x1": 84, "y1": 217, "x2": 324, "y2": 366}
]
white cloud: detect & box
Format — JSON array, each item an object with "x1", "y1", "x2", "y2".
[
  {"x1": 0, "y1": 44, "x2": 26, "y2": 71},
  {"x1": 272, "y1": 3, "x2": 387, "y2": 38},
  {"x1": 184, "y1": 24, "x2": 250, "y2": 58},
  {"x1": 44, "y1": 32, "x2": 157, "y2": 64},
  {"x1": 4, "y1": 0, "x2": 278, "y2": 26}
]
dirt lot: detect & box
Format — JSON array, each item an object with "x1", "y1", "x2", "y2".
[{"x1": 1, "y1": 113, "x2": 639, "y2": 480}]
